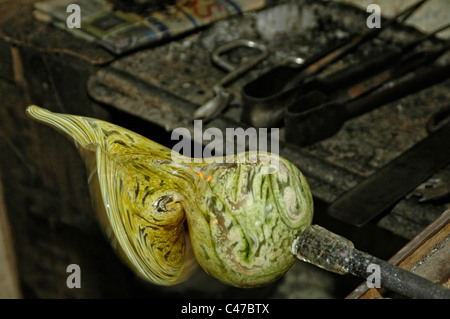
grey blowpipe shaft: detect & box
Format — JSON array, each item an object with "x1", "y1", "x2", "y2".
[{"x1": 292, "y1": 225, "x2": 450, "y2": 299}]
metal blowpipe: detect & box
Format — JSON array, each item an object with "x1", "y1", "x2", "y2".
[{"x1": 292, "y1": 225, "x2": 450, "y2": 299}]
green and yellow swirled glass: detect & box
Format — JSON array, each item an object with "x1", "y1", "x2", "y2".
[{"x1": 26, "y1": 105, "x2": 313, "y2": 287}]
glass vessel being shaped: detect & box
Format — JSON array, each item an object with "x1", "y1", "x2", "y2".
[{"x1": 26, "y1": 105, "x2": 313, "y2": 287}]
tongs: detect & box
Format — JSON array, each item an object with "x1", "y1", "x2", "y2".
[
  {"x1": 240, "y1": 0, "x2": 431, "y2": 127},
  {"x1": 193, "y1": 39, "x2": 268, "y2": 121},
  {"x1": 284, "y1": 41, "x2": 450, "y2": 146}
]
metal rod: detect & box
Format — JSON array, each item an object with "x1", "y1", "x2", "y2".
[
  {"x1": 282, "y1": 0, "x2": 430, "y2": 91},
  {"x1": 292, "y1": 225, "x2": 450, "y2": 299}
]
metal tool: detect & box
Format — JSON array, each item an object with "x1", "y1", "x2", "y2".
[
  {"x1": 284, "y1": 43, "x2": 450, "y2": 147},
  {"x1": 347, "y1": 209, "x2": 450, "y2": 299},
  {"x1": 240, "y1": 0, "x2": 429, "y2": 127},
  {"x1": 327, "y1": 98, "x2": 450, "y2": 227},
  {"x1": 319, "y1": 23, "x2": 450, "y2": 93},
  {"x1": 271, "y1": 0, "x2": 428, "y2": 93},
  {"x1": 293, "y1": 224, "x2": 450, "y2": 299},
  {"x1": 193, "y1": 39, "x2": 268, "y2": 121}
]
